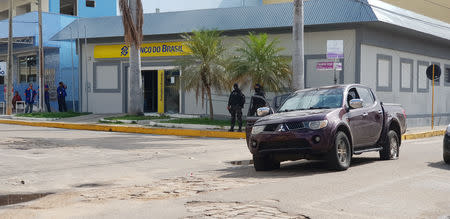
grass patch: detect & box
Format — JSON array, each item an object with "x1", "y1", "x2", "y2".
[
  {"x1": 103, "y1": 115, "x2": 170, "y2": 121},
  {"x1": 162, "y1": 118, "x2": 244, "y2": 127},
  {"x1": 15, "y1": 112, "x2": 90, "y2": 118}
]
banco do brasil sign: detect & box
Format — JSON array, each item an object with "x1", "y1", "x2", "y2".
[{"x1": 94, "y1": 41, "x2": 191, "y2": 59}]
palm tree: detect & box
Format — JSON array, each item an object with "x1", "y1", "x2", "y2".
[
  {"x1": 230, "y1": 33, "x2": 291, "y2": 92},
  {"x1": 179, "y1": 29, "x2": 229, "y2": 120},
  {"x1": 120, "y1": 0, "x2": 144, "y2": 114}
]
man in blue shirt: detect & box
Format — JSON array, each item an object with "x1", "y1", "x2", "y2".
[
  {"x1": 24, "y1": 83, "x2": 37, "y2": 113},
  {"x1": 57, "y1": 82, "x2": 67, "y2": 112},
  {"x1": 44, "y1": 84, "x2": 51, "y2": 112}
]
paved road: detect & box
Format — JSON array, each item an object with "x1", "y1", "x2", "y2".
[{"x1": 0, "y1": 124, "x2": 448, "y2": 219}]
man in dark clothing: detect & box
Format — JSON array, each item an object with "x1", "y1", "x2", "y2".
[
  {"x1": 44, "y1": 85, "x2": 51, "y2": 112},
  {"x1": 24, "y1": 83, "x2": 37, "y2": 113},
  {"x1": 12, "y1": 91, "x2": 22, "y2": 110},
  {"x1": 227, "y1": 83, "x2": 245, "y2": 132},
  {"x1": 57, "y1": 82, "x2": 67, "y2": 112},
  {"x1": 247, "y1": 84, "x2": 266, "y2": 117}
]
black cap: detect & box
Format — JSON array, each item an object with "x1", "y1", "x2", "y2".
[{"x1": 233, "y1": 83, "x2": 238, "y2": 89}]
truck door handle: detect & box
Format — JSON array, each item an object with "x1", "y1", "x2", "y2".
[
  {"x1": 362, "y1": 112, "x2": 368, "y2": 117},
  {"x1": 378, "y1": 110, "x2": 383, "y2": 114}
]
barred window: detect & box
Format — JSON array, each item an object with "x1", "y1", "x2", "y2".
[{"x1": 18, "y1": 55, "x2": 37, "y2": 83}]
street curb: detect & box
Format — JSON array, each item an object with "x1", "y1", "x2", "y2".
[
  {"x1": 0, "y1": 119, "x2": 444, "y2": 140},
  {"x1": 402, "y1": 130, "x2": 445, "y2": 140},
  {"x1": 0, "y1": 119, "x2": 246, "y2": 139}
]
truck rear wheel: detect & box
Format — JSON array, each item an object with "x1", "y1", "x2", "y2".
[
  {"x1": 380, "y1": 130, "x2": 399, "y2": 160},
  {"x1": 253, "y1": 155, "x2": 280, "y2": 171},
  {"x1": 327, "y1": 131, "x2": 351, "y2": 171}
]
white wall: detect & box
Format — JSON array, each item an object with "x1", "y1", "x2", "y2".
[
  {"x1": 82, "y1": 43, "x2": 123, "y2": 114},
  {"x1": 184, "y1": 29, "x2": 356, "y2": 116},
  {"x1": 360, "y1": 44, "x2": 450, "y2": 127}
]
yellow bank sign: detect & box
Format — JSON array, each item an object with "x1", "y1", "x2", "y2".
[{"x1": 94, "y1": 41, "x2": 191, "y2": 59}]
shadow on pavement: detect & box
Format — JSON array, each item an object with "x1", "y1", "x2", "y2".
[
  {"x1": 217, "y1": 157, "x2": 380, "y2": 179},
  {"x1": 427, "y1": 161, "x2": 450, "y2": 170}
]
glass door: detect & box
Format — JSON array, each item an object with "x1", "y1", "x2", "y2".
[{"x1": 164, "y1": 69, "x2": 180, "y2": 114}]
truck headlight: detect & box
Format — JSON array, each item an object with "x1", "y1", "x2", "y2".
[
  {"x1": 251, "y1": 125, "x2": 265, "y2": 135},
  {"x1": 307, "y1": 120, "x2": 328, "y2": 130}
]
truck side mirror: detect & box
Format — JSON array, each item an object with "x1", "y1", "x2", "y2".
[
  {"x1": 257, "y1": 107, "x2": 271, "y2": 117},
  {"x1": 349, "y1": 99, "x2": 364, "y2": 109}
]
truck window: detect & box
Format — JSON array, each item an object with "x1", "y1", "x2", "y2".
[
  {"x1": 347, "y1": 88, "x2": 360, "y2": 106},
  {"x1": 356, "y1": 87, "x2": 375, "y2": 107}
]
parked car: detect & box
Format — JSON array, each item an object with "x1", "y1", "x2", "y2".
[
  {"x1": 246, "y1": 84, "x2": 407, "y2": 171},
  {"x1": 444, "y1": 125, "x2": 450, "y2": 164}
]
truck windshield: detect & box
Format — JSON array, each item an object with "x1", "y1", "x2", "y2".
[{"x1": 278, "y1": 88, "x2": 344, "y2": 112}]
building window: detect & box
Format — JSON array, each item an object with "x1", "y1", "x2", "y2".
[
  {"x1": 417, "y1": 60, "x2": 429, "y2": 93},
  {"x1": 445, "y1": 65, "x2": 450, "y2": 86},
  {"x1": 400, "y1": 58, "x2": 413, "y2": 92},
  {"x1": 60, "y1": 0, "x2": 77, "y2": 16},
  {"x1": 376, "y1": 54, "x2": 392, "y2": 91},
  {"x1": 86, "y1": 0, "x2": 95, "y2": 7},
  {"x1": 93, "y1": 62, "x2": 121, "y2": 93},
  {"x1": 18, "y1": 55, "x2": 37, "y2": 83}
]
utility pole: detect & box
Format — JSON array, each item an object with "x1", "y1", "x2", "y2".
[
  {"x1": 128, "y1": 0, "x2": 143, "y2": 115},
  {"x1": 38, "y1": 0, "x2": 45, "y2": 112},
  {"x1": 6, "y1": 0, "x2": 13, "y2": 115},
  {"x1": 292, "y1": 0, "x2": 304, "y2": 91}
]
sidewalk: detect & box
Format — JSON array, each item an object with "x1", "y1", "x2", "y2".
[{"x1": 0, "y1": 114, "x2": 447, "y2": 140}]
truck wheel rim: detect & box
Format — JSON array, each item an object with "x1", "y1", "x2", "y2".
[
  {"x1": 337, "y1": 139, "x2": 348, "y2": 164},
  {"x1": 390, "y1": 136, "x2": 398, "y2": 158}
]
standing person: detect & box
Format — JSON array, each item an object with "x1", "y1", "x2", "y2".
[
  {"x1": 44, "y1": 85, "x2": 51, "y2": 112},
  {"x1": 248, "y1": 84, "x2": 266, "y2": 116},
  {"x1": 12, "y1": 91, "x2": 22, "y2": 111},
  {"x1": 24, "y1": 83, "x2": 37, "y2": 113},
  {"x1": 227, "y1": 83, "x2": 245, "y2": 132},
  {"x1": 57, "y1": 82, "x2": 67, "y2": 112}
]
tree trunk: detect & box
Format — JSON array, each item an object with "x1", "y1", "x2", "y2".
[
  {"x1": 206, "y1": 85, "x2": 214, "y2": 120},
  {"x1": 127, "y1": 0, "x2": 143, "y2": 115},
  {"x1": 292, "y1": 0, "x2": 304, "y2": 91}
]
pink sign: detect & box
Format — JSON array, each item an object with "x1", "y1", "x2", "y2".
[
  {"x1": 316, "y1": 62, "x2": 334, "y2": 70},
  {"x1": 316, "y1": 62, "x2": 342, "y2": 71}
]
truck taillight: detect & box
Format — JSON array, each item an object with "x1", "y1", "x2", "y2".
[{"x1": 402, "y1": 109, "x2": 407, "y2": 119}]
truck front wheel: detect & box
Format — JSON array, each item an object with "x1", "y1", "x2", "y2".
[
  {"x1": 380, "y1": 130, "x2": 399, "y2": 160},
  {"x1": 253, "y1": 155, "x2": 280, "y2": 171},
  {"x1": 327, "y1": 131, "x2": 351, "y2": 171}
]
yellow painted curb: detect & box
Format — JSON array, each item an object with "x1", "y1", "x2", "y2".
[
  {"x1": 0, "y1": 119, "x2": 246, "y2": 139},
  {"x1": 0, "y1": 119, "x2": 444, "y2": 141},
  {"x1": 402, "y1": 130, "x2": 445, "y2": 140}
]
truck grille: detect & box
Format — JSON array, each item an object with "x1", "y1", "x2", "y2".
[
  {"x1": 286, "y1": 121, "x2": 305, "y2": 130},
  {"x1": 259, "y1": 139, "x2": 310, "y2": 151}
]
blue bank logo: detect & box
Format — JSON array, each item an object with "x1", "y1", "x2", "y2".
[{"x1": 121, "y1": 46, "x2": 129, "y2": 56}]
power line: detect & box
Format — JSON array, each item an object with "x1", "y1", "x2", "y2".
[{"x1": 423, "y1": 0, "x2": 450, "y2": 10}]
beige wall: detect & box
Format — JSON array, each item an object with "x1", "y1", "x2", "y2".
[
  {"x1": 0, "y1": 0, "x2": 49, "y2": 19},
  {"x1": 262, "y1": 0, "x2": 450, "y2": 23}
]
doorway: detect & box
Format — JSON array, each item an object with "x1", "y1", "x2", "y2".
[
  {"x1": 164, "y1": 69, "x2": 180, "y2": 114},
  {"x1": 142, "y1": 70, "x2": 158, "y2": 112}
]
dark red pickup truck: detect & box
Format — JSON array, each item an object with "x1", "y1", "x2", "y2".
[{"x1": 246, "y1": 84, "x2": 407, "y2": 171}]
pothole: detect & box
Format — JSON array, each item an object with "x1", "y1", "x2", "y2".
[
  {"x1": 0, "y1": 193, "x2": 53, "y2": 207},
  {"x1": 74, "y1": 183, "x2": 110, "y2": 188},
  {"x1": 227, "y1": 160, "x2": 253, "y2": 166},
  {"x1": 185, "y1": 201, "x2": 309, "y2": 219}
]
